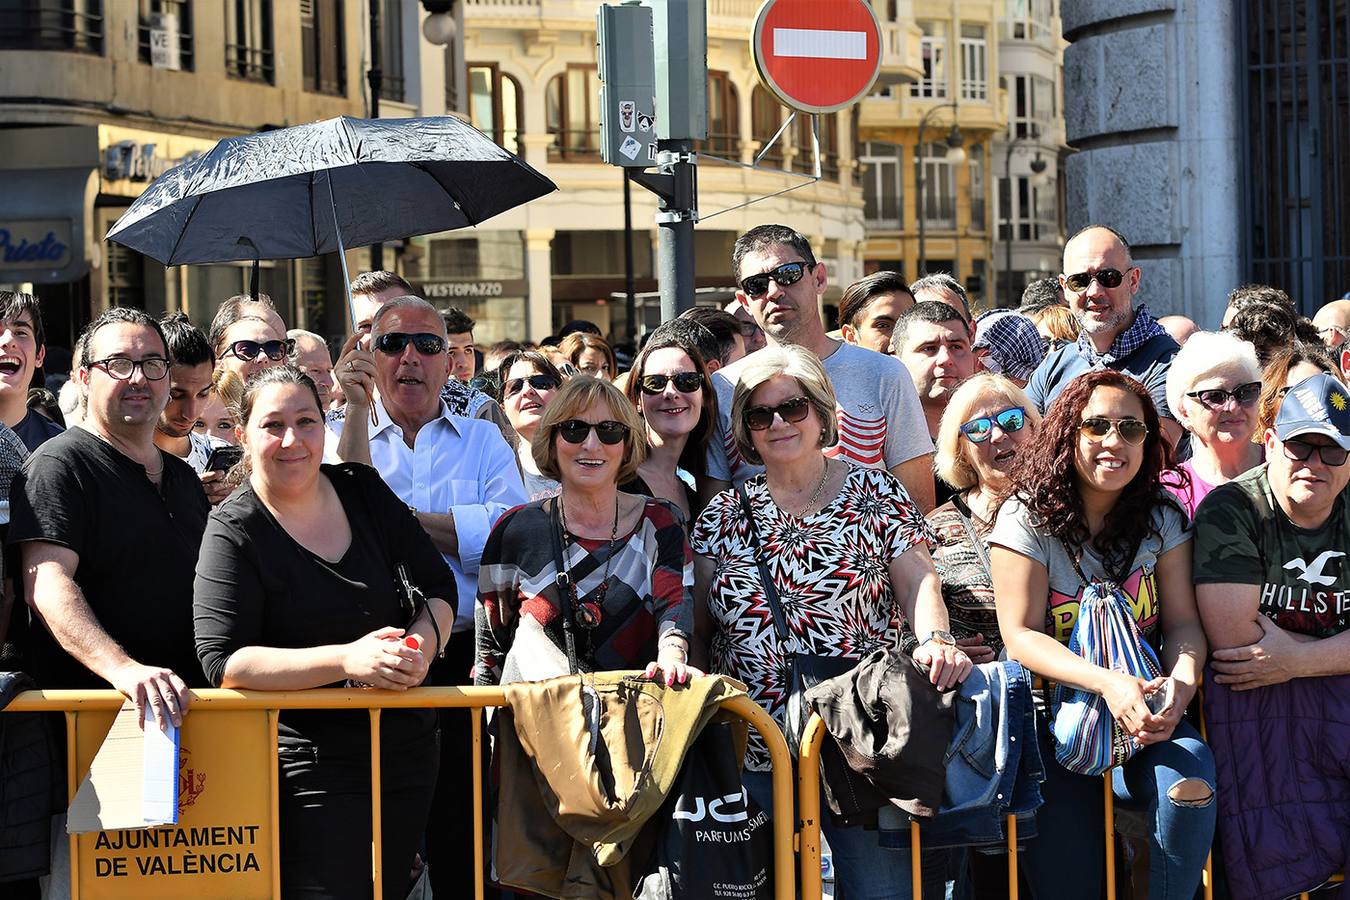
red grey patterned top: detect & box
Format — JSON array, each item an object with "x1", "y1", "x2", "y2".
[{"x1": 691, "y1": 464, "x2": 935, "y2": 770}]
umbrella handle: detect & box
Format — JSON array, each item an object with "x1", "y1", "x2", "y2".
[{"x1": 325, "y1": 173, "x2": 380, "y2": 428}]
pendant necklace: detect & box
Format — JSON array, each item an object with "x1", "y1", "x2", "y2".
[{"x1": 559, "y1": 492, "x2": 621, "y2": 630}]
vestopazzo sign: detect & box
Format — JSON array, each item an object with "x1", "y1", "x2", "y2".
[{"x1": 75, "y1": 709, "x2": 274, "y2": 898}]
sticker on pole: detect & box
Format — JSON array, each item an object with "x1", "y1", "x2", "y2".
[{"x1": 751, "y1": 0, "x2": 882, "y2": 114}]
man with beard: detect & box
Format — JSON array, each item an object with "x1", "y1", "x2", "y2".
[
  {"x1": 10, "y1": 307, "x2": 208, "y2": 714},
  {"x1": 0, "y1": 291, "x2": 63, "y2": 451},
  {"x1": 1026, "y1": 225, "x2": 1183, "y2": 445},
  {"x1": 330, "y1": 295, "x2": 524, "y2": 898},
  {"x1": 152, "y1": 313, "x2": 231, "y2": 504}
]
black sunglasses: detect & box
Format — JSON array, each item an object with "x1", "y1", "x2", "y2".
[
  {"x1": 227, "y1": 339, "x2": 292, "y2": 362},
  {"x1": 960, "y1": 406, "x2": 1027, "y2": 443},
  {"x1": 1185, "y1": 381, "x2": 1261, "y2": 410},
  {"x1": 744, "y1": 396, "x2": 811, "y2": 431},
  {"x1": 1080, "y1": 416, "x2": 1149, "y2": 445},
  {"x1": 1283, "y1": 438, "x2": 1350, "y2": 467},
  {"x1": 1064, "y1": 268, "x2": 1126, "y2": 292},
  {"x1": 504, "y1": 373, "x2": 560, "y2": 399},
  {"x1": 739, "y1": 261, "x2": 812, "y2": 298},
  {"x1": 639, "y1": 371, "x2": 704, "y2": 395},
  {"x1": 374, "y1": 332, "x2": 448, "y2": 356},
  {"x1": 557, "y1": 419, "x2": 629, "y2": 445}
]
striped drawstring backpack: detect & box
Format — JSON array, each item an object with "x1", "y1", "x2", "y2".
[{"x1": 1050, "y1": 539, "x2": 1162, "y2": 776}]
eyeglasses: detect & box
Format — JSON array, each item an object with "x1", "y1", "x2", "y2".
[
  {"x1": 739, "y1": 261, "x2": 812, "y2": 299},
  {"x1": 504, "y1": 373, "x2": 560, "y2": 398},
  {"x1": 556, "y1": 419, "x2": 629, "y2": 445},
  {"x1": 373, "y1": 332, "x2": 448, "y2": 356},
  {"x1": 1283, "y1": 438, "x2": 1350, "y2": 467},
  {"x1": 736, "y1": 319, "x2": 764, "y2": 338},
  {"x1": 744, "y1": 396, "x2": 812, "y2": 431},
  {"x1": 960, "y1": 406, "x2": 1027, "y2": 443},
  {"x1": 1063, "y1": 268, "x2": 1126, "y2": 292},
  {"x1": 638, "y1": 371, "x2": 704, "y2": 395},
  {"x1": 226, "y1": 339, "x2": 292, "y2": 363},
  {"x1": 1185, "y1": 381, "x2": 1261, "y2": 410},
  {"x1": 1080, "y1": 416, "x2": 1149, "y2": 445},
  {"x1": 90, "y1": 356, "x2": 170, "y2": 381}
]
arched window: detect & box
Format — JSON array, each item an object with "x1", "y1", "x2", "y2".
[
  {"x1": 545, "y1": 67, "x2": 600, "y2": 161},
  {"x1": 468, "y1": 64, "x2": 523, "y2": 155},
  {"x1": 702, "y1": 71, "x2": 740, "y2": 156},
  {"x1": 795, "y1": 112, "x2": 838, "y2": 178},
  {"x1": 751, "y1": 86, "x2": 784, "y2": 167},
  {"x1": 969, "y1": 144, "x2": 985, "y2": 230}
]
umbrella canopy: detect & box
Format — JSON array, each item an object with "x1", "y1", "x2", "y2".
[{"x1": 106, "y1": 115, "x2": 556, "y2": 265}]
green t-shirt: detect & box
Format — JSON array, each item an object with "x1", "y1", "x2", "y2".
[{"x1": 1192, "y1": 465, "x2": 1350, "y2": 637}]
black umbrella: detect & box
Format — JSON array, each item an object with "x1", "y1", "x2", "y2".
[{"x1": 106, "y1": 115, "x2": 556, "y2": 320}]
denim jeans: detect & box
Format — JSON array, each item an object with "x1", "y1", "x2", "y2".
[
  {"x1": 742, "y1": 769, "x2": 968, "y2": 900},
  {"x1": 1022, "y1": 716, "x2": 1216, "y2": 900}
]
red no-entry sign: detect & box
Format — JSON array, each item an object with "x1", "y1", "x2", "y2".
[{"x1": 751, "y1": 0, "x2": 883, "y2": 114}]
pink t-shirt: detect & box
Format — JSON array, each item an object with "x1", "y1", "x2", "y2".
[{"x1": 1162, "y1": 459, "x2": 1216, "y2": 519}]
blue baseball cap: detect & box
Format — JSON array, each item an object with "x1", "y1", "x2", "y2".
[{"x1": 1275, "y1": 373, "x2": 1350, "y2": 450}]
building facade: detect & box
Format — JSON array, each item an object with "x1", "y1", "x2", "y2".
[
  {"x1": 856, "y1": 0, "x2": 1007, "y2": 312},
  {"x1": 0, "y1": 0, "x2": 459, "y2": 349},
  {"x1": 991, "y1": 0, "x2": 1067, "y2": 307}
]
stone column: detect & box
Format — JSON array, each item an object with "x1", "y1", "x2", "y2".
[{"x1": 525, "y1": 228, "x2": 555, "y2": 341}]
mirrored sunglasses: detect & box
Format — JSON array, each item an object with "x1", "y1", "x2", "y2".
[
  {"x1": 1063, "y1": 268, "x2": 1125, "y2": 292},
  {"x1": 739, "y1": 262, "x2": 810, "y2": 299},
  {"x1": 1079, "y1": 416, "x2": 1149, "y2": 445},
  {"x1": 960, "y1": 406, "x2": 1027, "y2": 443}
]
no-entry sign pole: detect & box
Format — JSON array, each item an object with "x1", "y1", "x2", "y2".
[{"x1": 751, "y1": 0, "x2": 882, "y2": 114}]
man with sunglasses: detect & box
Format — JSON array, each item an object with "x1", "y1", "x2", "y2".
[
  {"x1": 1312, "y1": 298, "x2": 1350, "y2": 350},
  {"x1": 1192, "y1": 373, "x2": 1350, "y2": 899},
  {"x1": 10, "y1": 307, "x2": 208, "y2": 731},
  {"x1": 705, "y1": 225, "x2": 936, "y2": 511},
  {"x1": 1028, "y1": 225, "x2": 1184, "y2": 446},
  {"x1": 330, "y1": 295, "x2": 525, "y2": 897}
]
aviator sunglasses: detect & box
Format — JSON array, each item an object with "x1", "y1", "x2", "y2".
[
  {"x1": 639, "y1": 372, "x2": 704, "y2": 395},
  {"x1": 373, "y1": 332, "x2": 448, "y2": 356},
  {"x1": 1063, "y1": 268, "x2": 1126, "y2": 292},
  {"x1": 1080, "y1": 416, "x2": 1149, "y2": 445},
  {"x1": 739, "y1": 261, "x2": 813, "y2": 298},
  {"x1": 556, "y1": 419, "x2": 629, "y2": 445},
  {"x1": 744, "y1": 396, "x2": 812, "y2": 431},
  {"x1": 1185, "y1": 381, "x2": 1261, "y2": 410},
  {"x1": 226, "y1": 338, "x2": 293, "y2": 362},
  {"x1": 960, "y1": 406, "x2": 1027, "y2": 443}
]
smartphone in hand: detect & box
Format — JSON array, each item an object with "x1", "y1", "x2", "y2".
[{"x1": 205, "y1": 445, "x2": 244, "y2": 473}]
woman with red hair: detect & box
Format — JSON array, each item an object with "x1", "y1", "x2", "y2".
[{"x1": 989, "y1": 369, "x2": 1215, "y2": 900}]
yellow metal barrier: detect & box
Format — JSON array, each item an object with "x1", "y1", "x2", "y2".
[
  {"x1": 796, "y1": 711, "x2": 1215, "y2": 900},
  {"x1": 5, "y1": 686, "x2": 797, "y2": 900}
]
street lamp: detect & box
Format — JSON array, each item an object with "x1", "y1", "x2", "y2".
[
  {"x1": 1002, "y1": 125, "x2": 1049, "y2": 305},
  {"x1": 916, "y1": 101, "x2": 965, "y2": 275}
]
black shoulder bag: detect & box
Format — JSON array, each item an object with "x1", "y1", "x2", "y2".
[{"x1": 735, "y1": 485, "x2": 854, "y2": 757}]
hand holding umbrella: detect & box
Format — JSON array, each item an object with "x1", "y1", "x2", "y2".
[{"x1": 335, "y1": 331, "x2": 378, "y2": 411}]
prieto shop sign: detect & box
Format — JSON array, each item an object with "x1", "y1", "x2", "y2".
[{"x1": 0, "y1": 220, "x2": 73, "y2": 269}]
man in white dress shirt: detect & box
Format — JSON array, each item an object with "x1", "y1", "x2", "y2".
[{"x1": 330, "y1": 294, "x2": 525, "y2": 897}]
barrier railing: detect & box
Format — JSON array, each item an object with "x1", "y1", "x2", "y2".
[
  {"x1": 5, "y1": 685, "x2": 796, "y2": 900},
  {"x1": 797, "y1": 711, "x2": 1216, "y2": 900}
]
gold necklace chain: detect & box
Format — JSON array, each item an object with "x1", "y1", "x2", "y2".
[{"x1": 775, "y1": 458, "x2": 832, "y2": 518}]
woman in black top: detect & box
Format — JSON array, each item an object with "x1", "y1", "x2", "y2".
[
  {"x1": 194, "y1": 366, "x2": 456, "y2": 900},
  {"x1": 620, "y1": 330, "x2": 717, "y2": 522}
]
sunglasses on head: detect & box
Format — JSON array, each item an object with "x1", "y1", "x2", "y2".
[
  {"x1": 1080, "y1": 416, "x2": 1149, "y2": 445},
  {"x1": 1283, "y1": 438, "x2": 1350, "y2": 467},
  {"x1": 227, "y1": 339, "x2": 292, "y2": 362},
  {"x1": 557, "y1": 419, "x2": 629, "y2": 445},
  {"x1": 639, "y1": 371, "x2": 704, "y2": 395},
  {"x1": 744, "y1": 396, "x2": 811, "y2": 431},
  {"x1": 1064, "y1": 268, "x2": 1126, "y2": 292},
  {"x1": 504, "y1": 373, "x2": 560, "y2": 399},
  {"x1": 960, "y1": 406, "x2": 1027, "y2": 443},
  {"x1": 373, "y1": 332, "x2": 448, "y2": 356},
  {"x1": 1185, "y1": 381, "x2": 1261, "y2": 410},
  {"x1": 739, "y1": 261, "x2": 812, "y2": 298}
]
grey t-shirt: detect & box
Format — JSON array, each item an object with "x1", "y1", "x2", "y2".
[
  {"x1": 705, "y1": 341, "x2": 933, "y2": 484},
  {"x1": 989, "y1": 496, "x2": 1191, "y2": 647}
]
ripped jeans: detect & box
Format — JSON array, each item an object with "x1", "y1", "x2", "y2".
[{"x1": 1022, "y1": 716, "x2": 1215, "y2": 900}]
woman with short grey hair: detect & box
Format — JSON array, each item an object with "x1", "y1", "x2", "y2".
[
  {"x1": 691, "y1": 344, "x2": 970, "y2": 900},
  {"x1": 1163, "y1": 330, "x2": 1264, "y2": 516}
]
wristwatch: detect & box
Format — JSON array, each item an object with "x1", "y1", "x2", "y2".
[{"x1": 919, "y1": 630, "x2": 956, "y2": 648}]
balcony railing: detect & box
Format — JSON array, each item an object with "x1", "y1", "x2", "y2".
[{"x1": 0, "y1": 0, "x2": 103, "y2": 54}]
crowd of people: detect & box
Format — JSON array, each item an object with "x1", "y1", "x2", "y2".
[{"x1": 1, "y1": 220, "x2": 1349, "y2": 900}]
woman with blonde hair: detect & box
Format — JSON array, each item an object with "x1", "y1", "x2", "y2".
[
  {"x1": 1028, "y1": 303, "x2": 1079, "y2": 348},
  {"x1": 923, "y1": 373, "x2": 1041, "y2": 659},
  {"x1": 475, "y1": 376, "x2": 694, "y2": 685},
  {"x1": 691, "y1": 344, "x2": 969, "y2": 900},
  {"x1": 1162, "y1": 331, "x2": 1264, "y2": 516}
]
